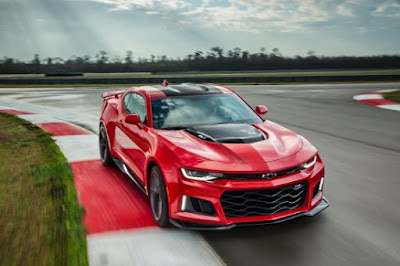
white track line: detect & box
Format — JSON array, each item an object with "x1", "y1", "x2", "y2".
[
  {"x1": 353, "y1": 94, "x2": 383, "y2": 100},
  {"x1": 87, "y1": 228, "x2": 226, "y2": 266},
  {"x1": 17, "y1": 114, "x2": 62, "y2": 123},
  {"x1": 53, "y1": 135, "x2": 100, "y2": 163},
  {"x1": 377, "y1": 104, "x2": 400, "y2": 111},
  {"x1": 377, "y1": 89, "x2": 398, "y2": 93}
]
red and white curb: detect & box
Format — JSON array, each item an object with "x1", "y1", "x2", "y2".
[
  {"x1": 353, "y1": 89, "x2": 400, "y2": 112},
  {"x1": 0, "y1": 106, "x2": 225, "y2": 266}
]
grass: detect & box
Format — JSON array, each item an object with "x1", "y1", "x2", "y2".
[
  {"x1": 383, "y1": 90, "x2": 400, "y2": 103},
  {"x1": 0, "y1": 113, "x2": 88, "y2": 266}
]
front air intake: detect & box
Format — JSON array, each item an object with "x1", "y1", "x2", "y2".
[{"x1": 220, "y1": 182, "x2": 308, "y2": 218}]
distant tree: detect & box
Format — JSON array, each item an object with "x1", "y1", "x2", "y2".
[
  {"x1": 112, "y1": 56, "x2": 122, "y2": 64},
  {"x1": 210, "y1": 47, "x2": 224, "y2": 59},
  {"x1": 52, "y1": 57, "x2": 64, "y2": 64},
  {"x1": 233, "y1": 48, "x2": 242, "y2": 58},
  {"x1": 259, "y1": 47, "x2": 267, "y2": 59},
  {"x1": 3, "y1": 57, "x2": 14, "y2": 64},
  {"x1": 307, "y1": 50, "x2": 316, "y2": 57},
  {"x1": 186, "y1": 54, "x2": 193, "y2": 61},
  {"x1": 207, "y1": 51, "x2": 216, "y2": 59},
  {"x1": 96, "y1": 51, "x2": 108, "y2": 64},
  {"x1": 272, "y1": 48, "x2": 282, "y2": 57},
  {"x1": 32, "y1": 54, "x2": 40, "y2": 65},
  {"x1": 83, "y1": 55, "x2": 91, "y2": 63},
  {"x1": 1, "y1": 48, "x2": 400, "y2": 74},
  {"x1": 194, "y1": 51, "x2": 203, "y2": 60},
  {"x1": 125, "y1": 51, "x2": 133, "y2": 64}
]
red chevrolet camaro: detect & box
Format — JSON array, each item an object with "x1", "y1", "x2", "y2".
[{"x1": 99, "y1": 83, "x2": 329, "y2": 229}]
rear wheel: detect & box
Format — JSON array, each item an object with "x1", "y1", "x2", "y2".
[
  {"x1": 99, "y1": 124, "x2": 114, "y2": 166},
  {"x1": 149, "y1": 166, "x2": 170, "y2": 227}
]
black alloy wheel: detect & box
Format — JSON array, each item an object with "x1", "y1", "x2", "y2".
[
  {"x1": 99, "y1": 124, "x2": 114, "y2": 166},
  {"x1": 149, "y1": 166, "x2": 170, "y2": 227}
]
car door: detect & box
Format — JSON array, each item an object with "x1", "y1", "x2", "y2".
[{"x1": 114, "y1": 92, "x2": 150, "y2": 184}]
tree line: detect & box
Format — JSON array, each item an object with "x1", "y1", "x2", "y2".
[{"x1": 1, "y1": 47, "x2": 400, "y2": 74}]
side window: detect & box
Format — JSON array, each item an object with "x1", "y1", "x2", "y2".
[{"x1": 124, "y1": 93, "x2": 147, "y2": 125}]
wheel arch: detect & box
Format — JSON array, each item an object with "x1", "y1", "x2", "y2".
[
  {"x1": 99, "y1": 120, "x2": 119, "y2": 159},
  {"x1": 146, "y1": 158, "x2": 170, "y2": 198},
  {"x1": 146, "y1": 159, "x2": 160, "y2": 190}
]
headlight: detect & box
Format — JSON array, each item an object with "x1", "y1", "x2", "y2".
[
  {"x1": 301, "y1": 155, "x2": 317, "y2": 170},
  {"x1": 181, "y1": 168, "x2": 223, "y2": 181}
]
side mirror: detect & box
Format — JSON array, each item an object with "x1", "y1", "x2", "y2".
[
  {"x1": 125, "y1": 114, "x2": 140, "y2": 124},
  {"x1": 255, "y1": 105, "x2": 268, "y2": 116}
]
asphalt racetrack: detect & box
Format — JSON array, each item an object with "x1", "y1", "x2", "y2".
[{"x1": 1, "y1": 83, "x2": 399, "y2": 266}]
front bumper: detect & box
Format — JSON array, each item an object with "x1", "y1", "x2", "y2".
[
  {"x1": 170, "y1": 197, "x2": 330, "y2": 230},
  {"x1": 167, "y1": 160, "x2": 327, "y2": 229}
]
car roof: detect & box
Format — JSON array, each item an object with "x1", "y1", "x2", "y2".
[{"x1": 131, "y1": 83, "x2": 233, "y2": 98}]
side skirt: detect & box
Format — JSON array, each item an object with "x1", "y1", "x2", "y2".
[{"x1": 112, "y1": 157, "x2": 148, "y2": 196}]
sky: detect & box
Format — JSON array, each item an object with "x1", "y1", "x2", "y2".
[{"x1": 0, "y1": 0, "x2": 399, "y2": 61}]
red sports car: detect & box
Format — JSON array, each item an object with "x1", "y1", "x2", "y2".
[{"x1": 99, "y1": 83, "x2": 329, "y2": 229}]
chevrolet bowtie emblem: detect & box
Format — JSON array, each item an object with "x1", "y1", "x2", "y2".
[
  {"x1": 293, "y1": 184, "x2": 303, "y2": 190},
  {"x1": 261, "y1": 173, "x2": 277, "y2": 179}
]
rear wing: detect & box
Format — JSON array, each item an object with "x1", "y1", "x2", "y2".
[{"x1": 102, "y1": 90, "x2": 125, "y2": 99}]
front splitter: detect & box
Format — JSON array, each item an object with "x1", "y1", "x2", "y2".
[{"x1": 170, "y1": 197, "x2": 330, "y2": 231}]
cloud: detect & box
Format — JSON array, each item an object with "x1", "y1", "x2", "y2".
[
  {"x1": 182, "y1": 0, "x2": 341, "y2": 33},
  {"x1": 89, "y1": 0, "x2": 400, "y2": 32},
  {"x1": 90, "y1": 0, "x2": 189, "y2": 11},
  {"x1": 372, "y1": 0, "x2": 400, "y2": 17},
  {"x1": 145, "y1": 10, "x2": 158, "y2": 15},
  {"x1": 337, "y1": 4, "x2": 354, "y2": 17}
]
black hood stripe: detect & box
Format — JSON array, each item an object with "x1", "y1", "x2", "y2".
[
  {"x1": 153, "y1": 84, "x2": 223, "y2": 96},
  {"x1": 186, "y1": 123, "x2": 266, "y2": 144}
]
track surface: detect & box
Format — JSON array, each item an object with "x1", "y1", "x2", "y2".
[{"x1": 1, "y1": 83, "x2": 399, "y2": 266}]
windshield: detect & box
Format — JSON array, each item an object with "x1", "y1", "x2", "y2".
[{"x1": 151, "y1": 94, "x2": 262, "y2": 129}]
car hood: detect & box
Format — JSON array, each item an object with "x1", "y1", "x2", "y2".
[{"x1": 156, "y1": 121, "x2": 305, "y2": 166}]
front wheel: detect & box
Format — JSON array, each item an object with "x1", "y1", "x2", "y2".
[
  {"x1": 99, "y1": 124, "x2": 114, "y2": 167},
  {"x1": 149, "y1": 166, "x2": 170, "y2": 227}
]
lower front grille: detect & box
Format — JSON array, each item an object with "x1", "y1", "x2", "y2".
[{"x1": 220, "y1": 182, "x2": 308, "y2": 218}]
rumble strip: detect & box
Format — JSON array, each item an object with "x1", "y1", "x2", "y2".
[{"x1": 353, "y1": 89, "x2": 400, "y2": 112}]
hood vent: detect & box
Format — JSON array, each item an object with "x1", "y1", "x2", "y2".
[{"x1": 185, "y1": 123, "x2": 266, "y2": 144}]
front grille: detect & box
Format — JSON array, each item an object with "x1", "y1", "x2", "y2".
[
  {"x1": 224, "y1": 166, "x2": 301, "y2": 180},
  {"x1": 220, "y1": 182, "x2": 308, "y2": 218}
]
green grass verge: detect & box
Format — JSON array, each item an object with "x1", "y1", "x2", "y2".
[
  {"x1": 0, "y1": 113, "x2": 88, "y2": 266},
  {"x1": 383, "y1": 90, "x2": 400, "y2": 103},
  {"x1": 1, "y1": 69, "x2": 400, "y2": 80}
]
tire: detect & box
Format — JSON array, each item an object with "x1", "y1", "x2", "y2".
[
  {"x1": 99, "y1": 124, "x2": 114, "y2": 167},
  {"x1": 149, "y1": 166, "x2": 170, "y2": 227}
]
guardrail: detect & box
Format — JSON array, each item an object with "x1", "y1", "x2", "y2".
[{"x1": 0, "y1": 75, "x2": 399, "y2": 85}]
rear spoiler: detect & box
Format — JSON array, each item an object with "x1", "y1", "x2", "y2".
[{"x1": 102, "y1": 90, "x2": 125, "y2": 99}]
